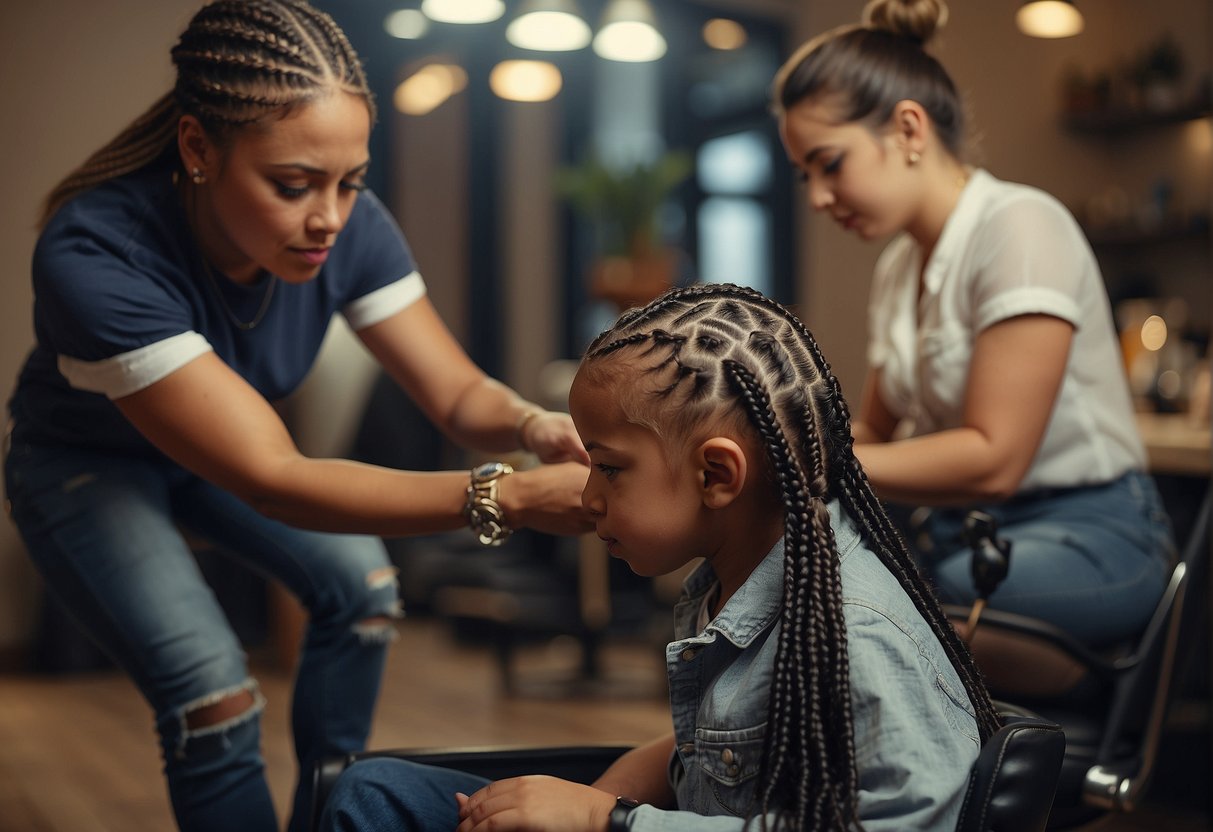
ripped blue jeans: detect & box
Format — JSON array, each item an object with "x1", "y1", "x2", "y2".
[{"x1": 4, "y1": 430, "x2": 401, "y2": 832}]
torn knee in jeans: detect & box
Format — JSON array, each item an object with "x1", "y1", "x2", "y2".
[
  {"x1": 353, "y1": 613, "x2": 400, "y2": 644},
  {"x1": 365, "y1": 566, "x2": 399, "y2": 591},
  {"x1": 176, "y1": 679, "x2": 266, "y2": 760},
  {"x1": 352, "y1": 566, "x2": 403, "y2": 644}
]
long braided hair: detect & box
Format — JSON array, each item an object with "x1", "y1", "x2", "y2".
[
  {"x1": 582, "y1": 283, "x2": 1000, "y2": 831},
  {"x1": 39, "y1": 0, "x2": 373, "y2": 228}
]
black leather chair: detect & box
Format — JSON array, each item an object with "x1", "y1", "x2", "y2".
[
  {"x1": 310, "y1": 709, "x2": 1064, "y2": 831},
  {"x1": 946, "y1": 485, "x2": 1211, "y2": 829}
]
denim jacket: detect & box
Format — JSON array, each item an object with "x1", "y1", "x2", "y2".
[{"x1": 625, "y1": 500, "x2": 980, "y2": 831}]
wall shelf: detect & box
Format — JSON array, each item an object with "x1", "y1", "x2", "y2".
[
  {"x1": 1062, "y1": 103, "x2": 1211, "y2": 135},
  {"x1": 1083, "y1": 217, "x2": 1211, "y2": 248}
]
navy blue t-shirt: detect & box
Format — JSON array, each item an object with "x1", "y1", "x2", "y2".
[{"x1": 10, "y1": 160, "x2": 425, "y2": 455}]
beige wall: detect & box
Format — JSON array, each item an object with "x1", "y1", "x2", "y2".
[{"x1": 0, "y1": 0, "x2": 1207, "y2": 653}]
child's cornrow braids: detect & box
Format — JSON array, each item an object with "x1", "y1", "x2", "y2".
[
  {"x1": 584, "y1": 282, "x2": 1001, "y2": 828},
  {"x1": 585, "y1": 283, "x2": 863, "y2": 830},
  {"x1": 794, "y1": 322, "x2": 1003, "y2": 743},
  {"x1": 39, "y1": 0, "x2": 374, "y2": 228},
  {"x1": 723, "y1": 358, "x2": 856, "y2": 831}
]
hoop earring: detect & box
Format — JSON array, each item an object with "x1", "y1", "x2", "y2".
[
  {"x1": 907, "y1": 151, "x2": 921, "y2": 166},
  {"x1": 191, "y1": 167, "x2": 207, "y2": 185}
]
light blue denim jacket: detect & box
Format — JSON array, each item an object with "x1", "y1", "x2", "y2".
[{"x1": 625, "y1": 500, "x2": 981, "y2": 831}]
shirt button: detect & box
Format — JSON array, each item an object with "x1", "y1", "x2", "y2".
[
  {"x1": 680, "y1": 648, "x2": 697, "y2": 661},
  {"x1": 721, "y1": 748, "x2": 734, "y2": 764},
  {"x1": 728, "y1": 764, "x2": 740, "y2": 776}
]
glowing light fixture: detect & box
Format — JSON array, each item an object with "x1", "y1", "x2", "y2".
[
  {"x1": 1016, "y1": 0, "x2": 1084, "y2": 38},
  {"x1": 394, "y1": 63, "x2": 469, "y2": 116},
  {"x1": 384, "y1": 9, "x2": 429, "y2": 40},
  {"x1": 490, "y1": 60, "x2": 563, "y2": 102},
  {"x1": 1140, "y1": 315, "x2": 1168, "y2": 352},
  {"x1": 421, "y1": 0, "x2": 504, "y2": 25},
  {"x1": 593, "y1": 0, "x2": 666, "y2": 63},
  {"x1": 506, "y1": 0, "x2": 592, "y2": 52},
  {"x1": 702, "y1": 18, "x2": 746, "y2": 51}
]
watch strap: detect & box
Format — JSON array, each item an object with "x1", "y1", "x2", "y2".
[{"x1": 608, "y1": 796, "x2": 640, "y2": 831}]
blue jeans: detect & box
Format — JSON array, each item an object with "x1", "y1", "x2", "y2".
[
  {"x1": 4, "y1": 427, "x2": 401, "y2": 832},
  {"x1": 320, "y1": 759, "x2": 489, "y2": 832},
  {"x1": 921, "y1": 471, "x2": 1175, "y2": 646}
]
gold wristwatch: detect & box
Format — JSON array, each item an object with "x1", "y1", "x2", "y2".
[{"x1": 465, "y1": 461, "x2": 514, "y2": 546}]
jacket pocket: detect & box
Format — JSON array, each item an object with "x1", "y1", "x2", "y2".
[{"x1": 696, "y1": 724, "x2": 766, "y2": 816}]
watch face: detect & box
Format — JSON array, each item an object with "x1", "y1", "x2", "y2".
[{"x1": 473, "y1": 462, "x2": 506, "y2": 480}]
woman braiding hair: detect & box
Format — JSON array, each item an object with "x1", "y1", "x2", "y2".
[{"x1": 10, "y1": 2, "x2": 593, "y2": 830}]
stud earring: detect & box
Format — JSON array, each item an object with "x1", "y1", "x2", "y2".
[
  {"x1": 191, "y1": 167, "x2": 206, "y2": 185},
  {"x1": 907, "y1": 151, "x2": 921, "y2": 166}
]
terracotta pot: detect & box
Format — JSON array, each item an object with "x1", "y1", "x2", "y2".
[{"x1": 589, "y1": 249, "x2": 676, "y2": 311}]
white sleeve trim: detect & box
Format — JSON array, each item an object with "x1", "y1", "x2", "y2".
[
  {"x1": 975, "y1": 286, "x2": 1082, "y2": 333},
  {"x1": 342, "y1": 271, "x2": 427, "y2": 331},
  {"x1": 57, "y1": 331, "x2": 213, "y2": 400}
]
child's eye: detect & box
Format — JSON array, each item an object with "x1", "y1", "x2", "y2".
[
  {"x1": 822, "y1": 154, "x2": 843, "y2": 175},
  {"x1": 595, "y1": 463, "x2": 620, "y2": 481}
]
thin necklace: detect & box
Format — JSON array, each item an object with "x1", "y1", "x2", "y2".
[
  {"x1": 199, "y1": 257, "x2": 277, "y2": 331},
  {"x1": 181, "y1": 170, "x2": 277, "y2": 331}
]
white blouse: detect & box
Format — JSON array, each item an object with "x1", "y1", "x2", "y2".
[{"x1": 867, "y1": 168, "x2": 1145, "y2": 491}]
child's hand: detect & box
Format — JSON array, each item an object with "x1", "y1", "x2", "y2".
[
  {"x1": 455, "y1": 775, "x2": 616, "y2": 832},
  {"x1": 522, "y1": 411, "x2": 591, "y2": 466}
]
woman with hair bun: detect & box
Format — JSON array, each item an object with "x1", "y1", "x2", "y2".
[
  {"x1": 4, "y1": 2, "x2": 592, "y2": 829},
  {"x1": 773, "y1": 0, "x2": 1174, "y2": 648}
]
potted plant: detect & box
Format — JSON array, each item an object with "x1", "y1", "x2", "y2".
[{"x1": 554, "y1": 150, "x2": 692, "y2": 310}]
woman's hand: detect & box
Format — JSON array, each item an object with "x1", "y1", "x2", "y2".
[
  {"x1": 455, "y1": 776, "x2": 616, "y2": 832},
  {"x1": 522, "y1": 411, "x2": 591, "y2": 466},
  {"x1": 505, "y1": 462, "x2": 594, "y2": 537}
]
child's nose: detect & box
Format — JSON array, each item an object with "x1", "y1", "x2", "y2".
[{"x1": 581, "y1": 487, "x2": 604, "y2": 516}]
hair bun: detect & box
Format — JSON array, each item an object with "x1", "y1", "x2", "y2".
[{"x1": 862, "y1": 0, "x2": 948, "y2": 45}]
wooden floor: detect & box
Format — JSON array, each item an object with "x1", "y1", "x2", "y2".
[
  {"x1": 0, "y1": 616, "x2": 670, "y2": 831},
  {"x1": 0, "y1": 615, "x2": 1208, "y2": 832}
]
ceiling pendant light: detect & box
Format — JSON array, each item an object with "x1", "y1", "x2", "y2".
[
  {"x1": 593, "y1": 0, "x2": 667, "y2": 63},
  {"x1": 421, "y1": 0, "x2": 505, "y2": 25},
  {"x1": 384, "y1": 9, "x2": 430, "y2": 40},
  {"x1": 490, "y1": 60, "x2": 564, "y2": 102},
  {"x1": 506, "y1": 0, "x2": 592, "y2": 52},
  {"x1": 1016, "y1": 0, "x2": 1084, "y2": 38}
]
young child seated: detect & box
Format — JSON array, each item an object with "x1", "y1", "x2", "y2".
[{"x1": 320, "y1": 283, "x2": 1001, "y2": 831}]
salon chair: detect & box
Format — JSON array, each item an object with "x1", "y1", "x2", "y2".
[
  {"x1": 309, "y1": 707, "x2": 1064, "y2": 832},
  {"x1": 945, "y1": 484, "x2": 1211, "y2": 829}
]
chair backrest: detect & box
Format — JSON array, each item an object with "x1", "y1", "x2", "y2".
[{"x1": 956, "y1": 714, "x2": 1066, "y2": 832}]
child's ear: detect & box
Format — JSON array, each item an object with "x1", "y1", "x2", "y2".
[{"x1": 696, "y1": 437, "x2": 748, "y2": 509}]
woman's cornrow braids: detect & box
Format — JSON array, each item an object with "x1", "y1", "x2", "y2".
[
  {"x1": 39, "y1": 0, "x2": 373, "y2": 228},
  {"x1": 583, "y1": 282, "x2": 1001, "y2": 828}
]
